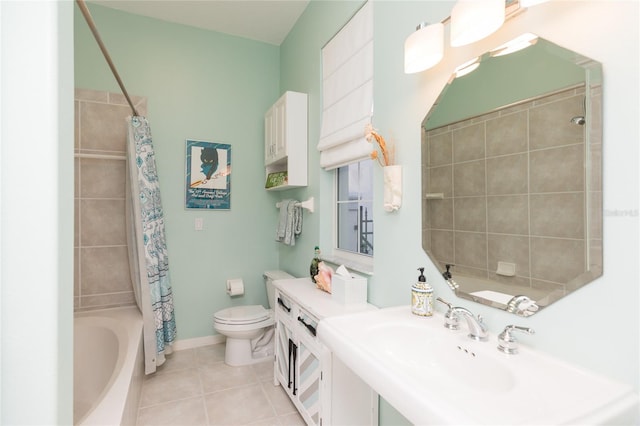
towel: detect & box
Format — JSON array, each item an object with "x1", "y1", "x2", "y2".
[{"x1": 276, "y1": 199, "x2": 303, "y2": 246}]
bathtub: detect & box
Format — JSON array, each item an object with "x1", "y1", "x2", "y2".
[{"x1": 74, "y1": 307, "x2": 144, "y2": 426}]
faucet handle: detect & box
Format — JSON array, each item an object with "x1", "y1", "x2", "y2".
[
  {"x1": 436, "y1": 298, "x2": 459, "y2": 330},
  {"x1": 497, "y1": 325, "x2": 535, "y2": 355},
  {"x1": 436, "y1": 297, "x2": 453, "y2": 309}
]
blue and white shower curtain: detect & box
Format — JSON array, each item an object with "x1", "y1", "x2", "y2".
[{"x1": 126, "y1": 116, "x2": 177, "y2": 374}]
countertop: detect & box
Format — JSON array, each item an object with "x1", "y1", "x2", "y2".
[{"x1": 273, "y1": 277, "x2": 377, "y2": 319}]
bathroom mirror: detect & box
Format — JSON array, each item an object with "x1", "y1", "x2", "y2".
[{"x1": 421, "y1": 35, "x2": 602, "y2": 316}]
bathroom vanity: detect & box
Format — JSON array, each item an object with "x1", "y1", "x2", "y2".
[{"x1": 273, "y1": 277, "x2": 378, "y2": 426}]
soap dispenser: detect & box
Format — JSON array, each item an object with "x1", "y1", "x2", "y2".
[
  {"x1": 310, "y1": 246, "x2": 320, "y2": 283},
  {"x1": 411, "y1": 267, "x2": 433, "y2": 317}
]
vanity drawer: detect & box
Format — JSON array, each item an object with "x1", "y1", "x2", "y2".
[
  {"x1": 296, "y1": 308, "x2": 319, "y2": 340},
  {"x1": 276, "y1": 290, "x2": 294, "y2": 318}
]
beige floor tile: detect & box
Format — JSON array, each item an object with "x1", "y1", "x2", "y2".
[
  {"x1": 196, "y1": 344, "x2": 226, "y2": 367},
  {"x1": 200, "y1": 362, "x2": 258, "y2": 394},
  {"x1": 248, "y1": 417, "x2": 281, "y2": 426},
  {"x1": 252, "y1": 359, "x2": 275, "y2": 381},
  {"x1": 260, "y1": 380, "x2": 297, "y2": 416},
  {"x1": 204, "y1": 384, "x2": 275, "y2": 425},
  {"x1": 140, "y1": 368, "x2": 202, "y2": 408},
  {"x1": 277, "y1": 412, "x2": 305, "y2": 426},
  {"x1": 137, "y1": 396, "x2": 208, "y2": 426},
  {"x1": 156, "y1": 348, "x2": 197, "y2": 374}
]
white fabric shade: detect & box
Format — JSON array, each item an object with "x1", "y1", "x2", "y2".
[{"x1": 318, "y1": 1, "x2": 373, "y2": 170}]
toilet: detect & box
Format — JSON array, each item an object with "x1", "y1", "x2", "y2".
[{"x1": 213, "y1": 270, "x2": 294, "y2": 366}]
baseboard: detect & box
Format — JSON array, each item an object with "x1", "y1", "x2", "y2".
[{"x1": 172, "y1": 334, "x2": 226, "y2": 351}]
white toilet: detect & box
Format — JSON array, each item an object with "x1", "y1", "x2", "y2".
[{"x1": 213, "y1": 270, "x2": 294, "y2": 366}]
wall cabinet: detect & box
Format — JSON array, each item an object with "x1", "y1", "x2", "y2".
[
  {"x1": 264, "y1": 91, "x2": 307, "y2": 190},
  {"x1": 273, "y1": 278, "x2": 378, "y2": 426}
]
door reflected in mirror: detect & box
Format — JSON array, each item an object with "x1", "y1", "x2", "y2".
[{"x1": 421, "y1": 35, "x2": 602, "y2": 316}]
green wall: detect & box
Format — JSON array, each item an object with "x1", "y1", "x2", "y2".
[
  {"x1": 75, "y1": 4, "x2": 282, "y2": 339},
  {"x1": 425, "y1": 38, "x2": 587, "y2": 129}
]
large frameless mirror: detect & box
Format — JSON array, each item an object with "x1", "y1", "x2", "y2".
[{"x1": 421, "y1": 35, "x2": 602, "y2": 316}]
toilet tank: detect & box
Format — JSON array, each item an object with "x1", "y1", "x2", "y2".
[{"x1": 264, "y1": 270, "x2": 295, "y2": 309}]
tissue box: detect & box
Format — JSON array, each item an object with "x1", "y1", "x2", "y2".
[{"x1": 331, "y1": 273, "x2": 368, "y2": 305}]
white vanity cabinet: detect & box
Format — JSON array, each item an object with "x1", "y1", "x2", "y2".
[
  {"x1": 273, "y1": 277, "x2": 378, "y2": 426},
  {"x1": 264, "y1": 91, "x2": 307, "y2": 190}
]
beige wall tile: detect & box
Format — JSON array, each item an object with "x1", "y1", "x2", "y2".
[
  {"x1": 530, "y1": 237, "x2": 585, "y2": 283},
  {"x1": 80, "y1": 199, "x2": 126, "y2": 246},
  {"x1": 427, "y1": 131, "x2": 452, "y2": 167},
  {"x1": 454, "y1": 197, "x2": 486, "y2": 232},
  {"x1": 431, "y1": 230, "x2": 454, "y2": 264},
  {"x1": 486, "y1": 110, "x2": 528, "y2": 157},
  {"x1": 453, "y1": 122, "x2": 485, "y2": 163},
  {"x1": 487, "y1": 195, "x2": 529, "y2": 235},
  {"x1": 589, "y1": 190, "x2": 602, "y2": 239},
  {"x1": 530, "y1": 144, "x2": 584, "y2": 193},
  {"x1": 486, "y1": 153, "x2": 528, "y2": 195},
  {"x1": 74, "y1": 199, "x2": 80, "y2": 248},
  {"x1": 454, "y1": 231, "x2": 487, "y2": 270},
  {"x1": 487, "y1": 234, "x2": 530, "y2": 277},
  {"x1": 80, "y1": 246, "x2": 132, "y2": 295},
  {"x1": 79, "y1": 101, "x2": 131, "y2": 152},
  {"x1": 453, "y1": 160, "x2": 485, "y2": 197},
  {"x1": 80, "y1": 158, "x2": 126, "y2": 198},
  {"x1": 530, "y1": 94, "x2": 585, "y2": 150},
  {"x1": 530, "y1": 193, "x2": 584, "y2": 239},
  {"x1": 428, "y1": 198, "x2": 453, "y2": 230},
  {"x1": 80, "y1": 292, "x2": 135, "y2": 309},
  {"x1": 428, "y1": 165, "x2": 452, "y2": 198}
]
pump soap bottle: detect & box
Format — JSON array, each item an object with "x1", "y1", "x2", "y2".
[
  {"x1": 310, "y1": 246, "x2": 320, "y2": 283},
  {"x1": 411, "y1": 267, "x2": 433, "y2": 316}
]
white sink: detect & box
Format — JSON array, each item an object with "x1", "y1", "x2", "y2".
[{"x1": 318, "y1": 306, "x2": 639, "y2": 425}]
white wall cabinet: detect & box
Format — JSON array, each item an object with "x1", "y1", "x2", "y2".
[
  {"x1": 273, "y1": 278, "x2": 378, "y2": 426},
  {"x1": 264, "y1": 91, "x2": 307, "y2": 190}
]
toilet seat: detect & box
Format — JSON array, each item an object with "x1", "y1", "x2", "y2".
[{"x1": 214, "y1": 305, "x2": 271, "y2": 325}]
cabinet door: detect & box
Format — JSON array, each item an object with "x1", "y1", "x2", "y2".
[
  {"x1": 264, "y1": 107, "x2": 275, "y2": 164},
  {"x1": 296, "y1": 338, "x2": 322, "y2": 426},
  {"x1": 274, "y1": 318, "x2": 295, "y2": 393},
  {"x1": 273, "y1": 97, "x2": 287, "y2": 163}
]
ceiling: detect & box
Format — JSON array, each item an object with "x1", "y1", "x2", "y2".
[{"x1": 90, "y1": 0, "x2": 310, "y2": 46}]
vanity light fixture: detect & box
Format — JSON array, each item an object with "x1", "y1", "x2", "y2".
[
  {"x1": 489, "y1": 32, "x2": 539, "y2": 57},
  {"x1": 450, "y1": 0, "x2": 505, "y2": 47},
  {"x1": 404, "y1": 22, "x2": 445, "y2": 73},
  {"x1": 404, "y1": 0, "x2": 551, "y2": 74}
]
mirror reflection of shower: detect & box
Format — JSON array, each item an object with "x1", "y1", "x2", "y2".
[
  {"x1": 570, "y1": 96, "x2": 586, "y2": 125},
  {"x1": 570, "y1": 115, "x2": 586, "y2": 125}
]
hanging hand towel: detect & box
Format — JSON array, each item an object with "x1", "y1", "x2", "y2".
[{"x1": 276, "y1": 199, "x2": 303, "y2": 246}]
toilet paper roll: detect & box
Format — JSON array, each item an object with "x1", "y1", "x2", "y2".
[{"x1": 226, "y1": 279, "x2": 244, "y2": 296}]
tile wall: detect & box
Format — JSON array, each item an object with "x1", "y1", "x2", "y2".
[
  {"x1": 422, "y1": 85, "x2": 602, "y2": 294},
  {"x1": 74, "y1": 89, "x2": 147, "y2": 311}
]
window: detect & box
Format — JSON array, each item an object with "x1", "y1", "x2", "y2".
[{"x1": 336, "y1": 159, "x2": 374, "y2": 256}]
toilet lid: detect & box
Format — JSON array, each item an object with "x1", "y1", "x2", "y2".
[{"x1": 214, "y1": 305, "x2": 270, "y2": 324}]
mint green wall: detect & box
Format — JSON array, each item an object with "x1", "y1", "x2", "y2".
[
  {"x1": 425, "y1": 39, "x2": 587, "y2": 129},
  {"x1": 75, "y1": 4, "x2": 282, "y2": 339}
]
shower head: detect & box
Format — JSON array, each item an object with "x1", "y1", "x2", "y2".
[{"x1": 570, "y1": 115, "x2": 586, "y2": 125}]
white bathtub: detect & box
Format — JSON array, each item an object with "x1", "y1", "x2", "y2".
[{"x1": 74, "y1": 307, "x2": 144, "y2": 426}]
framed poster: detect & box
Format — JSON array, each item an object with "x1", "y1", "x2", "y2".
[{"x1": 185, "y1": 140, "x2": 231, "y2": 210}]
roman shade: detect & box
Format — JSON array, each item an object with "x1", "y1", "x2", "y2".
[{"x1": 318, "y1": 1, "x2": 373, "y2": 170}]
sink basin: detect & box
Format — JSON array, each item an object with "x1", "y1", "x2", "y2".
[{"x1": 318, "y1": 306, "x2": 639, "y2": 425}]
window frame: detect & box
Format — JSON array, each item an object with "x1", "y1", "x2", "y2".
[{"x1": 329, "y1": 160, "x2": 374, "y2": 274}]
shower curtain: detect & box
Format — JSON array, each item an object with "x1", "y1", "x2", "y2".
[{"x1": 125, "y1": 116, "x2": 177, "y2": 374}]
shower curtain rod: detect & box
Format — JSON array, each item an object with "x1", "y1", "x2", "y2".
[{"x1": 76, "y1": 0, "x2": 140, "y2": 116}]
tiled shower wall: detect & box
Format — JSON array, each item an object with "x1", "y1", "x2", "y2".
[
  {"x1": 422, "y1": 85, "x2": 602, "y2": 295},
  {"x1": 74, "y1": 89, "x2": 147, "y2": 311}
]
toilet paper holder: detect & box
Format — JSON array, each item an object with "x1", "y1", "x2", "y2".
[{"x1": 226, "y1": 278, "x2": 245, "y2": 296}]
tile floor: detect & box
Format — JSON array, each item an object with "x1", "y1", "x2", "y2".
[{"x1": 137, "y1": 343, "x2": 305, "y2": 426}]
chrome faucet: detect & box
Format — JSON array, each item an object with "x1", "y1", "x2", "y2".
[
  {"x1": 436, "y1": 298, "x2": 488, "y2": 341},
  {"x1": 497, "y1": 325, "x2": 535, "y2": 354}
]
